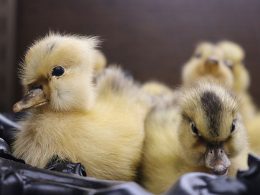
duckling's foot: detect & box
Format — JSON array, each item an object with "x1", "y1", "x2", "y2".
[{"x1": 45, "y1": 155, "x2": 87, "y2": 176}]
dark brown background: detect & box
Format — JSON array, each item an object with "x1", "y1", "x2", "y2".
[{"x1": 3, "y1": 0, "x2": 260, "y2": 112}]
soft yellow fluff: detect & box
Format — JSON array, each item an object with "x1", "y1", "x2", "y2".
[
  {"x1": 140, "y1": 82, "x2": 248, "y2": 194},
  {"x1": 217, "y1": 41, "x2": 248, "y2": 92},
  {"x1": 142, "y1": 81, "x2": 174, "y2": 97},
  {"x1": 93, "y1": 50, "x2": 107, "y2": 74},
  {"x1": 13, "y1": 33, "x2": 152, "y2": 181},
  {"x1": 247, "y1": 114, "x2": 260, "y2": 155}
]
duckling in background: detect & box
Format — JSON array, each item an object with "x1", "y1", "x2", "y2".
[
  {"x1": 217, "y1": 41, "x2": 249, "y2": 93},
  {"x1": 182, "y1": 42, "x2": 234, "y2": 88},
  {"x1": 142, "y1": 81, "x2": 173, "y2": 96},
  {"x1": 12, "y1": 33, "x2": 152, "y2": 181},
  {"x1": 217, "y1": 41, "x2": 256, "y2": 124},
  {"x1": 93, "y1": 50, "x2": 107, "y2": 75},
  {"x1": 141, "y1": 81, "x2": 181, "y2": 112},
  {"x1": 140, "y1": 81, "x2": 248, "y2": 194},
  {"x1": 182, "y1": 41, "x2": 256, "y2": 123}
]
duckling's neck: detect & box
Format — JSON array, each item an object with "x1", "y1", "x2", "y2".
[{"x1": 34, "y1": 102, "x2": 94, "y2": 114}]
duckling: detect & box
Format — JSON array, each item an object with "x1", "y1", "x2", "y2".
[
  {"x1": 140, "y1": 81, "x2": 248, "y2": 193},
  {"x1": 182, "y1": 42, "x2": 234, "y2": 89},
  {"x1": 182, "y1": 41, "x2": 256, "y2": 123},
  {"x1": 12, "y1": 33, "x2": 152, "y2": 181},
  {"x1": 217, "y1": 41, "x2": 249, "y2": 93}
]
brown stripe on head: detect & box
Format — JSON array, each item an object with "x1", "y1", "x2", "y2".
[{"x1": 200, "y1": 91, "x2": 222, "y2": 137}]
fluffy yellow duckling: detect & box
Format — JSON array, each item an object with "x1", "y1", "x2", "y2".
[
  {"x1": 182, "y1": 41, "x2": 256, "y2": 123},
  {"x1": 140, "y1": 82, "x2": 248, "y2": 193},
  {"x1": 182, "y1": 42, "x2": 234, "y2": 88},
  {"x1": 12, "y1": 33, "x2": 152, "y2": 181}
]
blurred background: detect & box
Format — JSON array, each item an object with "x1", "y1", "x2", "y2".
[{"x1": 1, "y1": 0, "x2": 260, "y2": 112}]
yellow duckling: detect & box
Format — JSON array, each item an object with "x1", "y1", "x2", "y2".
[
  {"x1": 182, "y1": 42, "x2": 234, "y2": 88},
  {"x1": 140, "y1": 81, "x2": 248, "y2": 193},
  {"x1": 217, "y1": 41, "x2": 249, "y2": 93},
  {"x1": 182, "y1": 41, "x2": 256, "y2": 124},
  {"x1": 12, "y1": 33, "x2": 151, "y2": 181}
]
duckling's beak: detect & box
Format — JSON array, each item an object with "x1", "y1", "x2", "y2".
[
  {"x1": 205, "y1": 57, "x2": 219, "y2": 72},
  {"x1": 205, "y1": 56, "x2": 219, "y2": 66},
  {"x1": 205, "y1": 147, "x2": 231, "y2": 175},
  {"x1": 13, "y1": 88, "x2": 48, "y2": 112}
]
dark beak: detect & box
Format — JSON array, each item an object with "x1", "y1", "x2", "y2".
[
  {"x1": 205, "y1": 147, "x2": 231, "y2": 175},
  {"x1": 13, "y1": 88, "x2": 47, "y2": 112}
]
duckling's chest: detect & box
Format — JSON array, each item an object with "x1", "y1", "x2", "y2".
[
  {"x1": 25, "y1": 112, "x2": 93, "y2": 145},
  {"x1": 14, "y1": 113, "x2": 89, "y2": 165}
]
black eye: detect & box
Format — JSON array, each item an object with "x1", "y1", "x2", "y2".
[
  {"x1": 190, "y1": 122, "x2": 200, "y2": 136},
  {"x1": 52, "y1": 66, "x2": 65, "y2": 77},
  {"x1": 231, "y1": 120, "x2": 236, "y2": 133}
]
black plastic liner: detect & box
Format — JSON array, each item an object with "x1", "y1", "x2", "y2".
[{"x1": 1, "y1": 113, "x2": 260, "y2": 195}]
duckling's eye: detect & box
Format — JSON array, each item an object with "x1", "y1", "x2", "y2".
[
  {"x1": 52, "y1": 66, "x2": 65, "y2": 77},
  {"x1": 231, "y1": 120, "x2": 236, "y2": 133},
  {"x1": 190, "y1": 122, "x2": 201, "y2": 136},
  {"x1": 224, "y1": 60, "x2": 233, "y2": 69},
  {"x1": 194, "y1": 52, "x2": 202, "y2": 58}
]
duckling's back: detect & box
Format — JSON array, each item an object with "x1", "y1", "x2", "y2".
[{"x1": 82, "y1": 66, "x2": 153, "y2": 180}]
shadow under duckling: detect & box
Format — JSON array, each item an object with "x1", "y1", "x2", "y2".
[
  {"x1": 12, "y1": 33, "x2": 152, "y2": 181},
  {"x1": 140, "y1": 81, "x2": 249, "y2": 194}
]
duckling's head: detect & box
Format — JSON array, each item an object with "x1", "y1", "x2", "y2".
[
  {"x1": 217, "y1": 41, "x2": 250, "y2": 92},
  {"x1": 13, "y1": 33, "x2": 100, "y2": 112},
  {"x1": 177, "y1": 82, "x2": 247, "y2": 175},
  {"x1": 182, "y1": 41, "x2": 245, "y2": 91}
]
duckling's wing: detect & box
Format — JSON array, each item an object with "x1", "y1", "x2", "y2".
[{"x1": 96, "y1": 66, "x2": 152, "y2": 108}]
